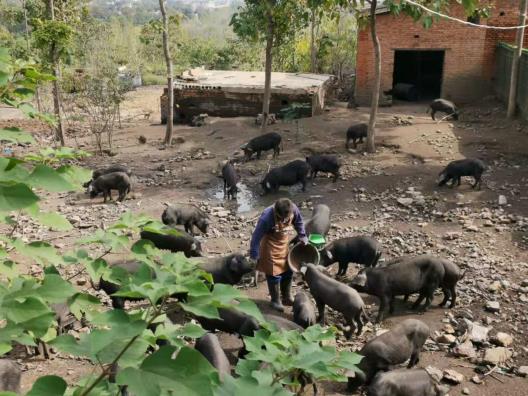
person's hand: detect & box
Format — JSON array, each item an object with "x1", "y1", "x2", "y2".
[
  {"x1": 248, "y1": 257, "x2": 258, "y2": 267},
  {"x1": 300, "y1": 236, "x2": 309, "y2": 245}
]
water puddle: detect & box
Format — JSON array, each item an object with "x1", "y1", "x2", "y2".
[{"x1": 212, "y1": 183, "x2": 257, "y2": 213}]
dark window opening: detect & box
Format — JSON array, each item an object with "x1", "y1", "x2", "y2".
[
  {"x1": 391, "y1": 50, "x2": 445, "y2": 101},
  {"x1": 500, "y1": 11, "x2": 505, "y2": 16},
  {"x1": 281, "y1": 99, "x2": 289, "y2": 105}
]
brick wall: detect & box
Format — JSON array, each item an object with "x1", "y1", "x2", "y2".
[{"x1": 355, "y1": 0, "x2": 528, "y2": 105}]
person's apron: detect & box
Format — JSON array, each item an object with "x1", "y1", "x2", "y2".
[{"x1": 256, "y1": 213, "x2": 294, "y2": 276}]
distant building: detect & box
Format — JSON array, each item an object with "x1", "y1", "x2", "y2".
[
  {"x1": 160, "y1": 68, "x2": 334, "y2": 124},
  {"x1": 355, "y1": 0, "x2": 528, "y2": 104}
]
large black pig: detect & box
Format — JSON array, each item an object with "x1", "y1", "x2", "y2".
[{"x1": 261, "y1": 160, "x2": 310, "y2": 194}]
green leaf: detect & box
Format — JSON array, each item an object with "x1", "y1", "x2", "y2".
[
  {"x1": 56, "y1": 165, "x2": 92, "y2": 189},
  {"x1": 68, "y1": 293, "x2": 101, "y2": 321},
  {"x1": 11, "y1": 240, "x2": 63, "y2": 266},
  {"x1": 215, "y1": 376, "x2": 292, "y2": 396},
  {"x1": 0, "y1": 343, "x2": 12, "y2": 356},
  {"x1": 36, "y1": 274, "x2": 76, "y2": 303},
  {"x1": 26, "y1": 375, "x2": 67, "y2": 396},
  {"x1": 0, "y1": 183, "x2": 39, "y2": 211},
  {"x1": 155, "y1": 322, "x2": 206, "y2": 347},
  {"x1": 3, "y1": 296, "x2": 52, "y2": 324},
  {"x1": 0, "y1": 260, "x2": 18, "y2": 278},
  {"x1": 0, "y1": 127, "x2": 35, "y2": 144},
  {"x1": 116, "y1": 346, "x2": 218, "y2": 396},
  {"x1": 28, "y1": 209, "x2": 72, "y2": 231},
  {"x1": 28, "y1": 165, "x2": 75, "y2": 192}
]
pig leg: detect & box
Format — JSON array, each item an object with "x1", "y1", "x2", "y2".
[
  {"x1": 377, "y1": 295, "x2": 390, "y2": 322},
  {"x1": 408, "y1": 350, "x2": 420, "y2": 368},
  {"x1": 389, "y1": 296, "x2": 396, "y2": 314},
  {"x1": 472, "y1": 174, "x2": 482, "y2": 189},
  {"x1": 184, "y1": 223, "x2": 194, "y2": 235},
  {"x1": 345, "y1": 317, "x2": 355, "y2": 339},
  {"x1": 412, "y1": 294, "x2": 426, "y2": 310},
  {"x1": 256, "y1": 151, "x2": 262, "y2": 159},
  {"x1": 353, "y1": 139, "x2": 358, "y2": 149},
  {"x1": 300, "y1": 177, "x2": 307, "y2": 192},
  {"x1": 273, "y1": 147, "x2": 279, "y2": 158},
  {"x1": 223, "y1": 179, "x2": 227, "y2": 196},
  {"x1": 346, "y1": 138, "x2": 350, "y2": 150},
  {"x1": 315, "y1": 299, "x2": 326, "y2": 324},
  {"x1": 439, "y1": 288, "x2": 450, "y2": 307},
  {"x1": 332, "y1": 171, "x2": 339, "y2": 182},
  {"x1": 449, "y1": 286, "x2": 457, "y2": 308},
  {"x1": 431, "y1": 110, "x2": 436, "y2": 120},
  {"x1": 337, "y1": 261, "x2": 348, "y2": 276},
  {"x1": 354, "y1": 311, "x2": 363, "y2": 335}
]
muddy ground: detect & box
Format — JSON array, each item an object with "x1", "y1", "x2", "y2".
[{"x1": 2, "y1": 86, "x2": 528, "y2": 395}]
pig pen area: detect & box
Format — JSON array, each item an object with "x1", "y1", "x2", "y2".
[{"x1": 2, "y1": 85, "x2": 528, "y2": 395}]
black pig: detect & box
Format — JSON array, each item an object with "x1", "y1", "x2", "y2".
[
  {"x1": 320, "y1": 236, "x2": 382, "y2": 276},
  {"x1": 194, "y1": 333, "x2": 231, "y2": 379},
  {"x1": 306, "y1": 155, "x2": 341, "y2": 182},
  {"x1": 89, "y1": 172, "x2": 131, "y2": 202},
  {"x1": 428, "y1": 98, "x2": 458, "y2": 121},
  {"x1": 438, "y1": 158, "x2": 486, "y2": 189},
  {"x1": 242, "y1": 132, "x2": 282, "y2": 160},
  {"x1": 140, "y1": 229, "x2": 202, "y2": 258},
  {"x1": 346, "y1": 123, "x2": 368, "y2": 149},
  {"x1": 293, "y1": 292, "x2": 316, "y2": 329},
  {"x1": 222, "y1": 162, "x2": 239, "y2": 199},
  {"x1": 161, "y1": 204, "x2": 210, "y2": 235},
  {"x1": 348, "y1": 318, "x2": 430, "y2": 392},
  {"x1": 350, "y1": 256, "x2": 445, "y2": 322},
  {"x1": 261, "y1": 160, "x2": 310, "y2": 194},
  {"x1": 300, "y1": 264, "x2": 369, "y2": 339}
]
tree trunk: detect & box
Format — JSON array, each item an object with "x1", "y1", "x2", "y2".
[
  {"x1": 366, "y1": 0, "x2": 380, "y2": 153},
  {"x1": 48, "y1": 0, "x2": 65, "y2": 146},
  {"x1": 310, "y1": 9, "x2": 316, "y2": 73},
  {"x1": 159, "y1": 0, "x2": 174, "y2": 145},
  {"x1": 507, "y1": 0, "x2": 527, "y2": 118},
  {"x1": 261, "y1": 15, "x2": 274, "y2": 133}
]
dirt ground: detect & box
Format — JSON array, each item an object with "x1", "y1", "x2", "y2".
[{"x1": 3, "y1": 86, "x2": 528, "y2": 395}]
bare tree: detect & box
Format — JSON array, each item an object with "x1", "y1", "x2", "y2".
[
  {"x1": 47, "y1": 0, "x2": 65, "y2": 146},
  {"x1": 159, "y1": 0, "x2": 174, "y2": 145},
  {"x1": 507, "y1": 0, "x2": 527, "y2": 118},
  {"x1": 366, "y1": 0, "x2": 380, "y2": 153},
  {"x1": 261, "y1": 10, "x2": 274, "y2": 133}
]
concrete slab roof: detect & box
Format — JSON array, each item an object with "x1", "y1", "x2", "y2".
[{"x1": 174, "y1": 68, "x2": 334, "y2": 94}]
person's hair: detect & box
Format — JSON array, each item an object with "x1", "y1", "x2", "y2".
[{"x1": 274, "y1": 198, "x2": 293, "y2": 220}]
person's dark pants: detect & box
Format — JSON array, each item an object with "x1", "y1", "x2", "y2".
[{"x1": 266, "y1": 270, "x2": 292, "y2": 285}]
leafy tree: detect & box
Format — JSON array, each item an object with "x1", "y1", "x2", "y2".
[{"x1": 231, "y1": 0, "x2": 310, "y2": 132}]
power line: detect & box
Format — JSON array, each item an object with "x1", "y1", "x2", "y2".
[{"x1": 402, "y1": 0, "x2": 528, "y2": 30}]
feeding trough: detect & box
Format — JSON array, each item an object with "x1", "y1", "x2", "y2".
[{"x1": 288, "y1": 242, "x2": 320, "y2": 272}]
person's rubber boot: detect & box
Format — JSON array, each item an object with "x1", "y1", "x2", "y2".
[
  {"x1": 268, "y1": 281, "x2": 284, "y2": 312},
  {"x1": 280, "y1": 277, "x2": 294, "y2": 306}
]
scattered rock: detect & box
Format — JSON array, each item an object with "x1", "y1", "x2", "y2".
[
  {"x1": 471, "y1": 375, "x2": 482, "y2": 384},
  {"x1": 482, "y1": 347, "x2": 512, "y2": 365},
  {"x1": 492, "y1": 332, "x2": 513, "y2": 347},
  {"x1": 462, "y1": 387, "x2": 470, "y2": 395},
  {"x1": 485, "y1": 301, "x2": 500, "y2": 313},
  {"x1": 425, "y1": 366, "x2": 443, "y2": 382},
  {"x1": 468, "y1": 322, "x2": 490, "y2": 344},
  {"x1": 437, "y1": 334, "x2": 457, "y2": 344},
  {"x1": 443, "y1": 369, "x2": 465, "y2": 384},
  {"x1": 498, "y1": 195, "x2": 507, "y2": 205},
  {"x1": 453, "y1": 339, "x2": 477, "y2": 358},
  {"x1": 397, "y1": 197, "x2": 413, "y2": 206},
  {"x1": 517, "y1": 366, "x2": 528, "y2": 377},
  {"x1": 76, "y1": 277, "x2": 87, "y2": 286}
]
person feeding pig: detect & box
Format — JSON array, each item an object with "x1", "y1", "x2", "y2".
[{"x1": 249, "y1": 198, "x2": 308, "y2": 312}]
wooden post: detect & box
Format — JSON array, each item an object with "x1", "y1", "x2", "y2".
[
  {"x1": 507, "y1": 0, "x2": 527, "y2": 118},
  {"x1": 159, "y1": 0, "x2": 174, "y2": 145},
  {"x1": 366, "y1": 0, "x2": 380, "y2": 153}
]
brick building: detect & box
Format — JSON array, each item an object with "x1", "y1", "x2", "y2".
[{"x1": 355, "y1": 1, "x2": 528, "y2": 105}]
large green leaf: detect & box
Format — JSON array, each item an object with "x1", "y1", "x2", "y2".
[
  {"x1": 56, "y1": 165, "x2": 92, "y2": 189},
  {"x1": 11, "y1": 240, "x2": 63, "y2": 266},
  {"x1": 25, "y1": 204, "x2": 72, "y2": 231},
  {"x1": 36, "y1": 274, "x2": 76, "y2": 303},
  {"x1": 3, "y1": 296, "x2": 51, "y2": 324},
  {"x1": 28, "y1": 164, "x2": 75, "y2": 192},
  {"x1": 215, "y1": 376, "x2": 292, "y2": 396},
  {"x1": 116, "y1": 346, "x2": 218, "y2": 396},
  {"x1": 0, "y1": 183, "x2": 39, "y2": 211},
  {"x1": 0, "y1": 127, "x2": 35, "y2": 144},
  {"x1": 26, "y1": 375, "x2": 67, "y2": 396}
]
